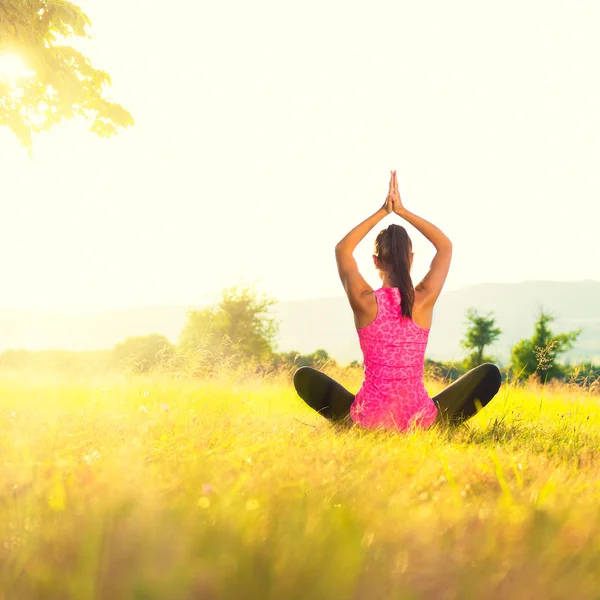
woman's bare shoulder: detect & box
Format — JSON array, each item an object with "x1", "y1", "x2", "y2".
[
  {"x1": 353, "y1": 289, "x2": 378, "y2": 329},
  {"x1": 412, "y1": 287, "x2": 434, "y2": 329}
]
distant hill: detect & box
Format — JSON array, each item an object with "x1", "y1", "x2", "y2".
[
  {"x1": 0, "y1": 281, "x2": 598, "y2": 366},
  {"x1": 429, "y1": 279, "x2": 600, "y2": 365}
]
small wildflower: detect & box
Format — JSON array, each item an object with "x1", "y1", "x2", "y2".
[
  {"x1": 202, "y1": 483, "x2": 213, "y2": 495},
  {"x1": 161, "y1": 404, "x2": 169, "y2": 412}
]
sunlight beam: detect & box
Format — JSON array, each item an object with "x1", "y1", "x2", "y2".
[{"x1": 0, "y1": 54, "x2": 35, "y2": 83}]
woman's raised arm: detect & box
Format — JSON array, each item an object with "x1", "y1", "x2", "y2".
[{"x1": 391, "y1": 171, "x2": 452, "y2": 304}]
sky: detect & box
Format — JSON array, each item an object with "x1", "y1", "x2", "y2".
[{"x1": 1, "y1": 0, "x2": 599, "y2": 312}]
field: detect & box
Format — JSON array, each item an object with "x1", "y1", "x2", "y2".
[{"x1": 1, "y1": 366, "x2": 600, "y2": 600}]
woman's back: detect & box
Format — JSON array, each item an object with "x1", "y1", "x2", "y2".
[{"x1": 350, "y1": 286, "x2": 438, "y2": 430}]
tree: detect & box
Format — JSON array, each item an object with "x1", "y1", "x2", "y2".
[
  {"x1": 0, "y1": 1, "x2": 133, "y2": 153},
  {"x1": 180, "y1": 284, "x2": 279, "y2": 363},
  {"x1": 510, "y1": 310, "x2": 582, "y2": 381},
  {"x1": 178, "y1": 306, "x2": 224, "y2": 354},
  {"x1": 461, "y1": 307, "x2": 502, "y2": 369},
  {"x1": 113, "y1": 334, "x2": 173, "y2": 373}
]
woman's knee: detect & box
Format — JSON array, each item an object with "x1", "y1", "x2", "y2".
[
  {"x1": 293, "y1": 366, "x2": 320, "y2": 387},
  {"x1": 293, "y1": 365, "x2": 309, "y2": 383},
  {"x1": 481, "y1": 363, "x2": 502, "y2": 389}
]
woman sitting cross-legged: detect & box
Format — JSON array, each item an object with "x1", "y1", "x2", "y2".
[{"x1": 293, "y1": 170, "x2": 501, "y2": 431}]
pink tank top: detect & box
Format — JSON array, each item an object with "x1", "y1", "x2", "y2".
[{"x1": 350, "y1": 286, "x2": 438, "y2": 431}]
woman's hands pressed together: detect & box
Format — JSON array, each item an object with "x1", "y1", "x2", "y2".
[
  {"x1": 381, "y1": 171, "x2": 394, "y2": 214},
  {"x1": 390, "y1": 170, "x2": 406, "y2": 216},
  {"x1": 382, "y1": 170, "x2": 407, "y2": 217}
]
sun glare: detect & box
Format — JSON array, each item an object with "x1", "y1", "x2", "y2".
[{"x1": 0, "y1": 55, "x2": 35, "y2": 82}]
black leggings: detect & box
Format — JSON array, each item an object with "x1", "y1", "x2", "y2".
[{"x1": 293, "y1": 363, "x2": 502, "y2": 426}]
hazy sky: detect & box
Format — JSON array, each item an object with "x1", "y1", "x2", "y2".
[{"x1": 1, "y1": 0, "x2": 599, "y2": 312}]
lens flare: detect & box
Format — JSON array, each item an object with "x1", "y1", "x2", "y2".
[{"x1": 0, "y1": 54, "x2": 35, "y2": 82}]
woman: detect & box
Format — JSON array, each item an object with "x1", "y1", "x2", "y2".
[{"x1": 293, "y1": 170, "x2": 501, "y2": 431}]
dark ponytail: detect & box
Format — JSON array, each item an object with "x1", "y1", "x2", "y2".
[{"x1": 374, "y1": 224, "x2": 414, "y2": 318}]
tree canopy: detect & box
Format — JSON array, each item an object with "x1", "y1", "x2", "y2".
[
  {"x1": 0, "y1": 0, "x2": 133, "y2": 153},
  {"x1": 180, "y1": 284, "x2": 280, "y2": 364},
  {"x1": 461, "y1": 307, "x2": 502, "y2": 369},
  {"x1": 510, "y1": 310, "x2": 582, "y2": 381}
]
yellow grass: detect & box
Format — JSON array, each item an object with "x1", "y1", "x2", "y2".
[{"x1": 1, "y1": 367, "x2": 599, "y2": 599}]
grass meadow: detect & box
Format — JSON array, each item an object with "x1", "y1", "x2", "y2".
[{"x1": 1, "y1": 364, "x2": 600, "y2": 600}]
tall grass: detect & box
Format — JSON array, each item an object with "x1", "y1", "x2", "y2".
[{"x1": 0, "y1": 364, "x2": 599, "y2": 599}]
